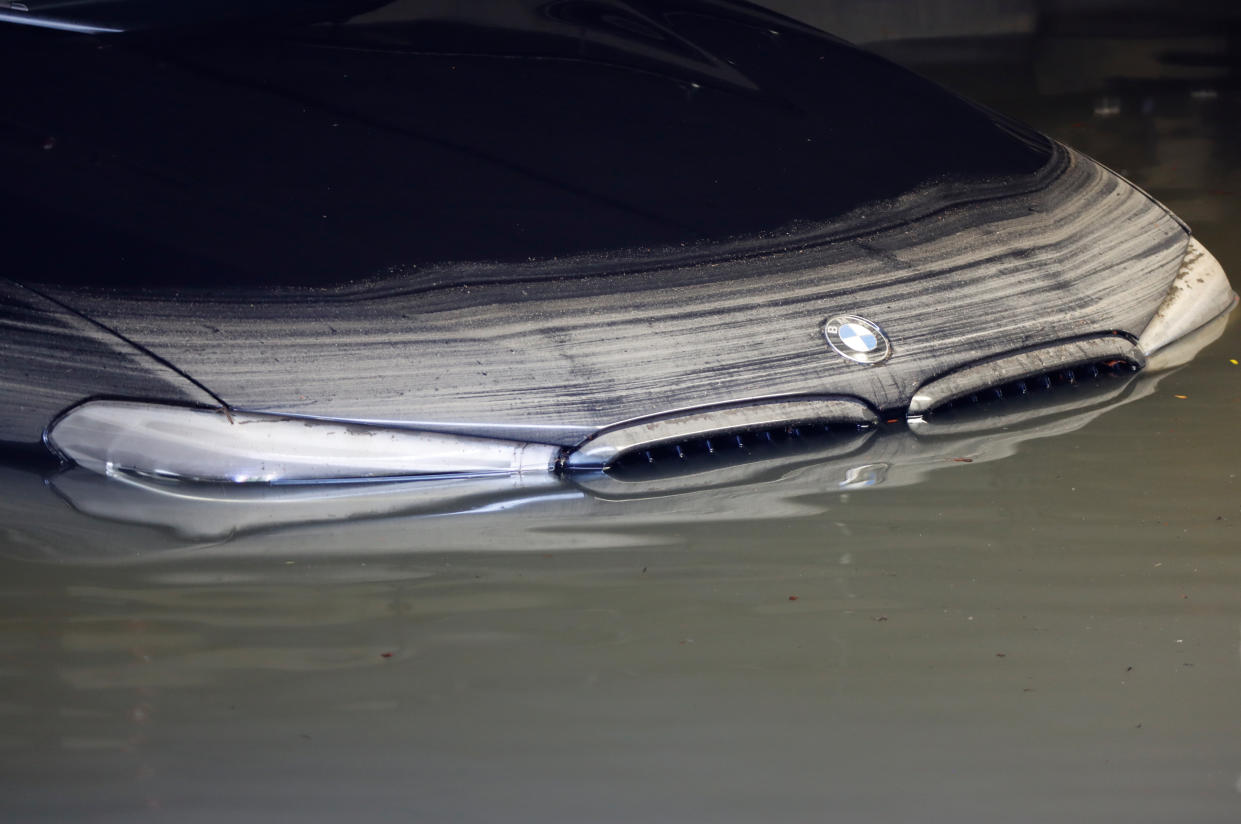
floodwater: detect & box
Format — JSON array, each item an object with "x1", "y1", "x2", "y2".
[{"x1": 4, "y1": 12, "x2": 1241, "y2": 824}]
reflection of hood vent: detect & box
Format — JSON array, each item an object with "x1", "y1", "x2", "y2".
[{"x1": 907, "y1": 335, "x2": 1146, "y2": 421}]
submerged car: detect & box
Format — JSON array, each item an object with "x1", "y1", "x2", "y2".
[{"x1": 0, "y1": 0, "x2": 1235, "y2": 484}]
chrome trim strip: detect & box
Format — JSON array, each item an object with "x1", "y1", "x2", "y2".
[
  {"x1": 563, "y1": 397, "x2": 878, "y2": 470},
  {"x1": 1137, "y1": 237, "x2": 1237, "y2": 356},
  {"x1": 1145, "y1": 297, "x2": 1236, "y2": 371},
  {"x1": 46, "y1": 401, "x2": 560, "y2": 483},
  {"x1": 906, "y1": 336, "x2": 1145, "y2": 420}
]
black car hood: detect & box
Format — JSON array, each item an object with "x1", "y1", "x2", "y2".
[
  {"x1": 1, "y1": 0, "x2": 1053, "y2": 289},
  {"x1": 0, "y1": 1, "x2": 1189, "y2": 447}
]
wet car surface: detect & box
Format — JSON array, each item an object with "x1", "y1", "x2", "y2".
[{"x1": 1, "y1": 0, "x2": 1232, "y2": 486}]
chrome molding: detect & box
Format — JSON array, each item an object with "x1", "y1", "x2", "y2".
[
  {"x1": 1137, "y1": 237, "x2": 1238, "y2": 356},
  {"x1": 563, "y1": 397, "x2": 878, "y2": 470},
  {"x1": 1146, "y1": 299, "x2": 1236, "y2": 371},
  {"x1": 906, "y1": 336, "x2": 1145, "y2": 420},
  {"x1": 46, "y1": 401, "x2": 560, "y2": 483}
]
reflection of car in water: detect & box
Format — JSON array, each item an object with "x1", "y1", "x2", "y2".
[{"x1": 0, "y1": 0, "x2": 1235, "y2": 486}]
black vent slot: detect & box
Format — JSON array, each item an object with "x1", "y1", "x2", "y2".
[
  {"x1": 606, "y1": 422, "x2": 870, "y2": 481},
  {"x1": 922, "y1": 358, "x2": 1140, "y2": 421}
]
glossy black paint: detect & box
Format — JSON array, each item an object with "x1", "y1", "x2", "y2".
[{"x1": 1, "y1": 0, "x2": 1051, "y2": 290}]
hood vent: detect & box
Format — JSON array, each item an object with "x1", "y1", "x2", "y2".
[
  {"x1": 912, "y1": 359, "x2": 1140, "y2": 427},
  {"x1": 562, "y1": 396, "x2": 878, "y2": 472},
  {"x1": 604, "y1": 421, "x2": 873, "y2": 482},
  {"x1": 907, "y1": 335, "x2": 1146, "y2": 421}
]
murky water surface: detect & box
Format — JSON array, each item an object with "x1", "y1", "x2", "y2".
[{"x1": 3, "y1": 11, "x2": 1241, "y2": 823}]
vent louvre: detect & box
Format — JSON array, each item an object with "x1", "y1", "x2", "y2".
[
  {"x1": 920, "y1": 358, "x2": 1139, "y2": 419},
  {"x1": 564, "y1": 397, "x2": 879, "y2": 471},
  {"x1": 606, "y1": 422, "x2": 871, "y2": 480},
  {"x1": 907, "y1": 335, "x2": 1146, "y2": 421}
]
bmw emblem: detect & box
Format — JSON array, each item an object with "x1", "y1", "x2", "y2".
[{"x1": 823, "y1": 315, "x2": 891, "y2": 364}]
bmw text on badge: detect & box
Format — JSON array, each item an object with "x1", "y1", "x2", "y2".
[{"x1": 823, "y1": 316, "x2": 892, "y2": 365}]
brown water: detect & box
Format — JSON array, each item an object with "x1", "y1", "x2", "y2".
[{"x1": 3, "y1": 11, "x2": 1241, "y2": 823}]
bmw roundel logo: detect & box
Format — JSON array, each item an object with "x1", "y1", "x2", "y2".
[{"x1": 823, "y1": 314, "x2": 891, "y2": 365}]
